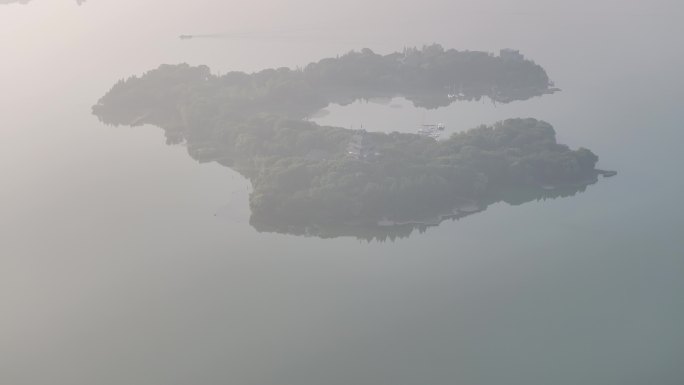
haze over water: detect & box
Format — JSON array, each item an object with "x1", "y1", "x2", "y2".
[{"x1": 1, "y1": 1, "x2": 683, "y2": 385}]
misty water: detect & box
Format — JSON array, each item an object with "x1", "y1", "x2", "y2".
[{"x1": 1, "y1": 1, "x2": 683, "y2": 385}]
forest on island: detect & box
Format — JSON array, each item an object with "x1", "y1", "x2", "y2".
[{"x1": 93, "y1": 45, "x2": 610, "y2": 239}]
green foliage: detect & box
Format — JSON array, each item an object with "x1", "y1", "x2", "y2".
[{"x1": 92, "y1": 46, "x2": 605, "y2": 239}]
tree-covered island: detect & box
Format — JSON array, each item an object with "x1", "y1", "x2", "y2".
[{"x1": 93, "y1": 45, "x2": 614, "y2": 240}]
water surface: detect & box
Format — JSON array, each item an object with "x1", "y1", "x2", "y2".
[{"x1": 1, "y1": 1, "x2": 683, "y2": 384}]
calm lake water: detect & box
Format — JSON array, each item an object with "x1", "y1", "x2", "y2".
[{"x1": 1, "y1": 1, "x2": 683, "y2": 384}]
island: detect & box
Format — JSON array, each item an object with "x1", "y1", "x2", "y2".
[{"x1": 93, "y1": 45, "x2": 614, "y2": 240}]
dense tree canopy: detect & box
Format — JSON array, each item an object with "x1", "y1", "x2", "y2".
[{"x1": 93, "y1": 46, "x2": 611, "y2": 240}]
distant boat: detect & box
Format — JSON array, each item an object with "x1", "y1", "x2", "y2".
[{"x1": 179, "y1": 35, "x2": 193, "y2": 40}]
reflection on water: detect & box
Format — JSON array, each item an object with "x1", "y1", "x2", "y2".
[
  {"x1": 251, "y1": 181, "x2": 603, "y2": 241},
  {"x1": 93, "y1": 46, "x2": 613, "y2": 240}
]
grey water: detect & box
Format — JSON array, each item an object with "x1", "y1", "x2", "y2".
[{"x1": 1, "y1": 1, "x2": 683, "y2": 384}]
